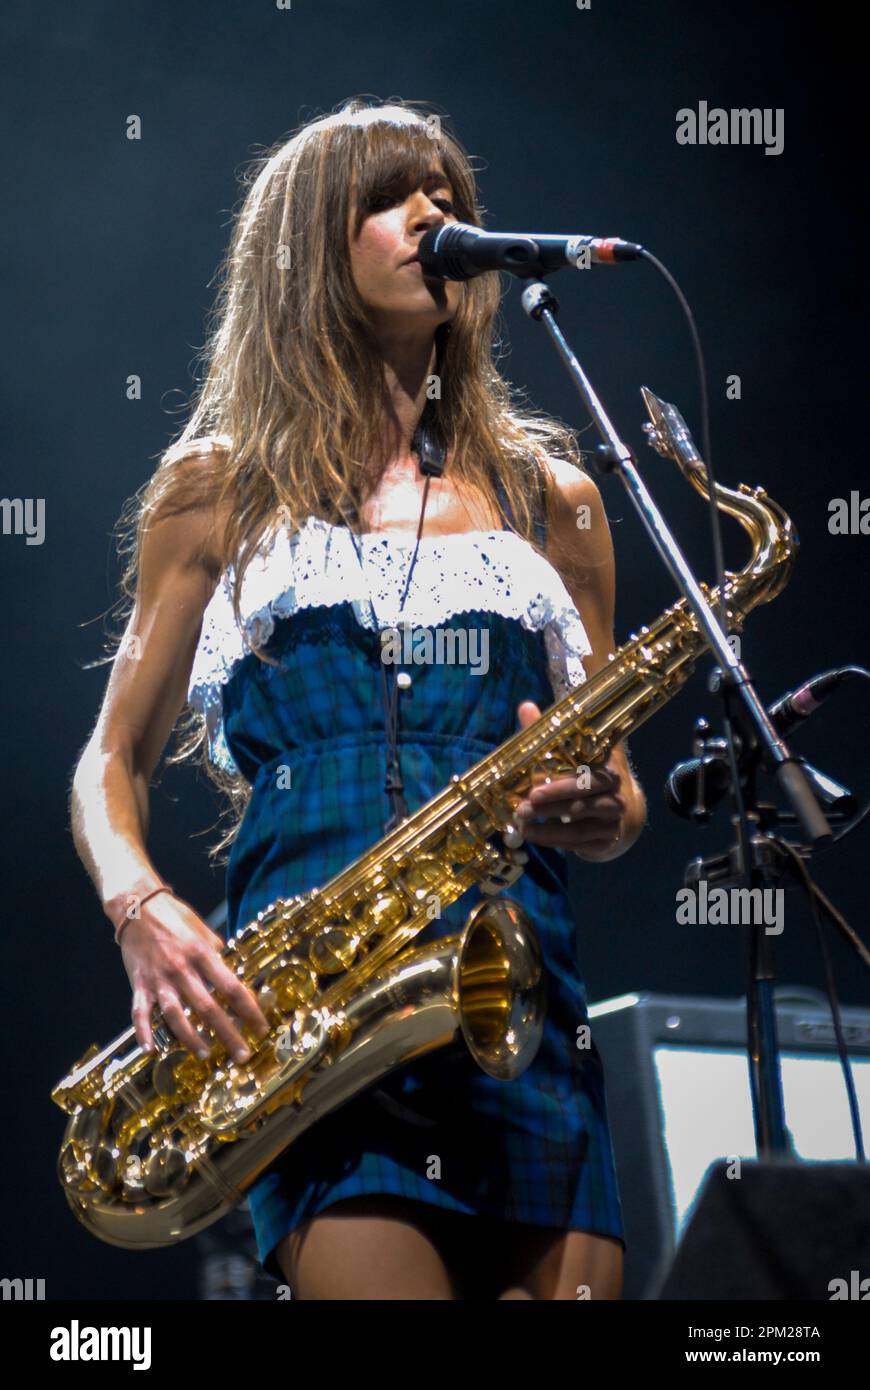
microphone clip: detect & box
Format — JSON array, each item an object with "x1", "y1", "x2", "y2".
[{"x1": 412, "y1": 414, "x2": 447, "y2": 478}]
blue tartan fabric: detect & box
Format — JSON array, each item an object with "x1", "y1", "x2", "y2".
[{"x1": 217, "y1": 481, "x2": 626, "y2": 1281}]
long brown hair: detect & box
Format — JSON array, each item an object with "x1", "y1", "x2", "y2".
[{"x1": 108, "y1": 95, "x2": 585, "y2": 857}]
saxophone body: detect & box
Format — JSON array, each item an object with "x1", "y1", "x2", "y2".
[{"x1": 52, "y1": 389, "x2": 797, "y2": 1248}]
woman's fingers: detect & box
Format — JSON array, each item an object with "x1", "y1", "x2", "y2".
[
  {"x1": 134, "y1": 966, "x2": 265, "y2": 1064},
  {"x1": 153, "y1": 983, "x2": 212, "y2": 1059},
  {"x1": 122, "y1": 896, "x2": 272, "y2": 1062},
  {"x1": 516, "y1": 700, "x2": 542, "y2": 728},
  {"x1": 520, "y1": 793, "x2": 624, "y2": 821},
  {"x1": 518, "y1": 784, "x2": 624, "y2": 819},
  {"x1": 131, "y1": 984, "x2": 157, "y2": 1053},
  {"x1": 195, "y1": 950, "x2": 271, "y2": 1041},
  {"x1": 170, "y1": 970, "x2": 256, "y2": 1064},
  {"x1": 517, "y1": 757, "x2": 622, "y2": 810},
  {"x1": 520, "y1": 817, "x2": 620, "y2": 848},
  {"x1": 515, "y1": 756, "x2": 624, "y2": 850}
]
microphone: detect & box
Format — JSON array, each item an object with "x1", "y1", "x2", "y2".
[
  {"x1": 666, "y1": 748, "x2": 855, "y2": 822},
  {"x1": 665, "y1": 669, "x2": 858, "y2": 820},
  {"x1": 417, "y1": 222, "x2": 644, "y2": 281},
  {"x1": 767, "y1": 668, "x2": 852, "y2": 737},
  {"x1": 664, "y1": 739, "x2": 733, "y2": 820}
]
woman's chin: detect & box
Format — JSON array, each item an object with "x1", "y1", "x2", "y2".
[{"x1": 371, "y1": 298, "x2": 455, "y2": 333}]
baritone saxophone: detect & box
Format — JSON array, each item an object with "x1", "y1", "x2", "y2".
[{"x1": 52, "y1": 387, "x2": 797, "y2": 1248}]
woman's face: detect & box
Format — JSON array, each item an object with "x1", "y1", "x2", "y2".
[{"x1": 348, "y1": 162, "x2": 463, "y2": 337}]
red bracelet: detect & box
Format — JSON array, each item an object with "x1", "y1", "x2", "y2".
[{"x1": 113, "y1": 884, "x2": 174, "y2": 945}]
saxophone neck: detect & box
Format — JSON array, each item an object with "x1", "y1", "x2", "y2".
[{"x1": 639, "y1": 386, "x2": 797, "y2": 615}]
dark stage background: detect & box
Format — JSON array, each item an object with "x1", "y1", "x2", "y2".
[{"x1": 1, "y1": 2, "x2": 865, "y2": 1299}]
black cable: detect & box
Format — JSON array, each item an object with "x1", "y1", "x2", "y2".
[
  {"x1": 770, "y1": 836, "x2": 866, "y2": 1161},
  {"x1": 636, "y1": 250, "x2": 747, "y2": 833},
  {"x1": 384, "y1": 473, "x2": 432, "y2": 830},
  {"x1": 821, "y1": 666, "x2": 870, "y2": 845},
  {"x1": 348, "y1": 464, "x2": 434, "y2": 835},
  {"x1": 638, "y1": 248, "x2": 725, "y2": 635},
  {"x1": 639, "y1": 248, "x2": 762, "y2": 1076},
  {"x1": 831, "y1": 800, "x2": 870, "y2": 844}
]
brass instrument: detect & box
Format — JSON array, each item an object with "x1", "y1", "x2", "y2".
[{"x1": 52, "y1": 388, "x2": 797, "y2": 1247}]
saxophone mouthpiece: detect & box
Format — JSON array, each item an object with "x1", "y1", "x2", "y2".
[{"x1": 640, "y1": 386, "x2": 704, "y2": 476}]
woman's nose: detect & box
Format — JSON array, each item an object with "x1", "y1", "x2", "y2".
[{"x1": 411, "y1": 197, "x2": 447, "y2": 230}]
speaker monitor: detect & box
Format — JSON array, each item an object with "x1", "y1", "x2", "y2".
[
  {"x1": 589, "y1": 992, "x2": 870, "y2": 1298},
  {"x1": 650, "y1": 1157, "x2": 870, "y2": 1300}
]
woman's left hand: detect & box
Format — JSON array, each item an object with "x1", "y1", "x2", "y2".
[{"x1": 514, "y1": 700, "x2": 626, "y2": 858}]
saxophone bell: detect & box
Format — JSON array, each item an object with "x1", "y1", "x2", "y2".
[{"x1": 454, "y1": 895, "x2": 546, "y2": 1081}]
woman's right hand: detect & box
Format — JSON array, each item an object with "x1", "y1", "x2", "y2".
[{"x1": 119, "y1": 893, "x2": 271, "y2": 1063}]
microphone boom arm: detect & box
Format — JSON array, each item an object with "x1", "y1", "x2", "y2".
[{"x1": 517, "y1": 276, "x2": 831, "y2": 847}]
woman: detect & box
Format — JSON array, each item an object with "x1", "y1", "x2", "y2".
[{"x1": 71, "y1": 97, "x2": 646, "y2": 1300}]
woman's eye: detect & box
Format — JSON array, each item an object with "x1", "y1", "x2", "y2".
[{"x1": 365, "y1": 191, "x2": 454, "y2": 215}]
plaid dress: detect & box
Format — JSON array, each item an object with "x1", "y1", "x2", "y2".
[{"x1": 188, "y1": 472, "x2": 625, "y2": 1281}]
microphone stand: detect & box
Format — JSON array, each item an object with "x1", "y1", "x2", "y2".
[{"x1": 519, "y1": 276, "x2": 832, "y2": 1155}]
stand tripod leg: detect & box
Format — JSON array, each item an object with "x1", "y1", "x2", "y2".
[{"x1": 747, "y1": 921, "x2": 790, "y2": 1154}]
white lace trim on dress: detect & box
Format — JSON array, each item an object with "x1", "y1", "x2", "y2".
[{"x1": 188, "y1": 515, "x2": 594, "y2": 774}]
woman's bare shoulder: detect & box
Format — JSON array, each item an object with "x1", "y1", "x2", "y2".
[
  {"x1": 538, "y1": 452, "x2": 596, "y2": 499},
  {"x1": 537, "y1": 451, "x2": 612, "y2": 582},
  {"x1": 154, "y1": 435, "x2": 234, "y2": 578}
]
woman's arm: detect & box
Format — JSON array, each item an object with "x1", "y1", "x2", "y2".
[
  {"x1": 71, "y1": 492, "x2": 217, "y2": 909},
  {"x1": 71, "y1": 458, "x2": 269, "y2": 1058},
  {"x1": 515, "y1": 456, "x2": 647, "y2": 862}
]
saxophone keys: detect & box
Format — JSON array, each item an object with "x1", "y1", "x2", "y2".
[
  {"x1": 118, "y1": 1148, "x2": 147, "y2": 1199},
  {"x1": 364, "y1": 891, "x2": 407, "y2": 933},
  {"x1": 198, "y1": 1063, "x2": 264, "y2": 1130},
  {"x1": 142, "y1": 1141, "x2": 190, "y2": 1198},
  {"x1": 58, "y1": 1100, "x2": 118, "y2": 1196},
  {"x1": 153, "y1": 1049, "x2": 190, "y2": 1099},
  {"x1": 402, "y1": 855, "x2": 442, "y2": 898},
  {"x1": 59, "y1": 1139, "x2": 95, "y2": 1191},
  {"x1": 232, "y1": 922, "x2": 260, "y2": 949},
  {"x1": 274, "y1": 1008, "x2": 330, "y2": 1065},
  {"x1": 262, "y1": 958, "x2": 318, "y2": 1010},
  {"x1": 309, "y1": 925, "x2": 361, "y2": 973},
  {"x1": 446, "y1": 826, "x2": 477, "y2": 863}
]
